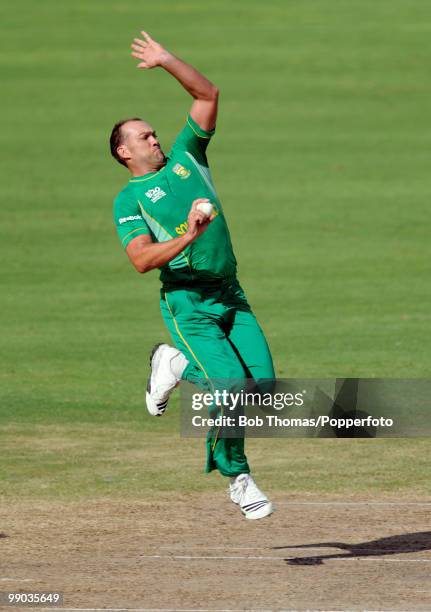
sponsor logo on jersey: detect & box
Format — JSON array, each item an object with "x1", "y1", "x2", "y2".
[
  {"x1": 145, "y1": 186, "x2": 167, "y2": 203},
  {"x1": 118, "y1": 214, "x2": 142, "y2": 224},
  {"x1": 172, "y1": 163, "x2": 191, "y2": 179}
]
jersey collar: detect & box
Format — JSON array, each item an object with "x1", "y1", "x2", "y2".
[{"x1": 129, "y1": 166, "x2": 166, "y2": 183}]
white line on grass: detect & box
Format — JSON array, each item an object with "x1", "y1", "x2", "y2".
[
  {"x1": 36, "y1": 609, "x2": 431, "y2": 612},
  {"x1": 0, "y1": 577, "x2": 33, "y2": 582},
  {"x1": 158, "y1": 546, "x2": 275, "y2": 551},
  {"x1": 140, "y1": 554, "x2": 431, "y2": 562},
  {"x1": 40, "y1": 609, "x2": 273, "y2": 612},
  {"x1": 36, "y1": 608, "x2": 431, "y2": 612},
  {"x1": 275, "y1": 501, "x2": 431, "y2": 506},
  {"x1": 107, "y1": 500, "x2": 431, "y2": 507}
]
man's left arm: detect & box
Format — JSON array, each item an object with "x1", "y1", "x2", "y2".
[{"x1": 131, "y1": 31, "x2": 219, "y2": 131}]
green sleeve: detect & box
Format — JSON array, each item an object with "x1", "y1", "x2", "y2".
[
  {"x1": 113, "y1": 192, "x2": 151, "y2": 249},
  {"x1": 169, "y1": 113, "x2": 215, "y2": 165}
]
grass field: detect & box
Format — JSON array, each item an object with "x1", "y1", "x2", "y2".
[{"x1": 1, "y1": 1, "x2": 431, "y2": 609}]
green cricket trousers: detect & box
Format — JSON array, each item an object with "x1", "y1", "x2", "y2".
[{"x1": 160, "y1": 276, "x2": 275, "y2": 478}]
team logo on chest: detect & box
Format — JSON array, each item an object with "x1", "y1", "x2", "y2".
[
  {"x1": 145, "y1": 186, "x2": 167, "y2": 203},
  {"x1": 172, "y1": 163, "x2": 191, "y2": 179}
]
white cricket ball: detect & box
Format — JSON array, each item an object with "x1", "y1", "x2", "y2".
[{"x1": 196, "y1": 201, "x2": 214, "y2": 217}]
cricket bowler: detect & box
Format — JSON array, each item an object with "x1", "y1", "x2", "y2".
[{"x1": 111, "y1": 31, "x2": 275, "y2": 519}]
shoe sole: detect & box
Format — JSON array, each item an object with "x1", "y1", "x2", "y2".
[
  {"x1": 146, "y1": 343, "x2": 168, "y2": 417},
  {"x1": 146, "y1": 343, "x2": 165, "y2": 392},
  {"x1": 244, "y1": 502, "x2": 274, "y2": 520}
]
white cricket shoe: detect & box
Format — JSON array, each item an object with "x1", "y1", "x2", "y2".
[
  {"x1": 229, "y1": 477, "x2": 242, "y2": 505},
  {"x1": 146, "y1": 343, "x2": 183, "y2": 416},
  {"x1": 229, "y1": 474, "x2": 274, "y2": 520}
]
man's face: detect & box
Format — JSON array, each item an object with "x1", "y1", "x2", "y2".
[{"x1": 118, "y1": 120, "x2": 166, "y2": 169}]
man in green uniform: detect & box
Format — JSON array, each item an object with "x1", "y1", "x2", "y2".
[{"x1": 111, "y1": 31, "x2": 275, "y2": 519}]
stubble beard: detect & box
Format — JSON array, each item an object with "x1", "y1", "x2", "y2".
[{"x1": 153, "y1": 149, "x2": 167, "y2": 169}]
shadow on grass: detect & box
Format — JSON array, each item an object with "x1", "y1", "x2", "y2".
[{"x1": 273, "y1": 531, "x2": 431, "y2": 565}]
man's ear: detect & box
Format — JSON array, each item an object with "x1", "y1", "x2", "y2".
[{"x1": 117, "y1": 144, "x2": 131, "y2": 164}]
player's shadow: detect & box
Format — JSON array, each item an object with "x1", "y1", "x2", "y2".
[{"x1": 273, "y1": 531, "x2": 431, "y2": 565}]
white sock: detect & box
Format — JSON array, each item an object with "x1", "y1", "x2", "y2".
[{"x1": 170, "y1": 351, "x2": 189, "y2": 379}]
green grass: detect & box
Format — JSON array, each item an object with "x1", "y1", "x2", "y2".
[
  {"x1": 1, "y1": 0, "x2": 430, "y2": 499},
  {"x1": 2, "y1": 423, "x2": 431, "y2": 499}
]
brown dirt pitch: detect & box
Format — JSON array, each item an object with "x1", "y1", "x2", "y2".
[{"x1": 1, "y1": 494, "x2": 431, "y2": 611}]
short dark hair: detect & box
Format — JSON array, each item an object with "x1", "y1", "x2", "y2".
[{"x1": 110, "y1": 118, "x2": 142, "y2": 167}]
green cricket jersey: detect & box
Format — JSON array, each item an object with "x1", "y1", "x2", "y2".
[{"x1": 113, "y1": 114, "x2": 237, "y2": 287}]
